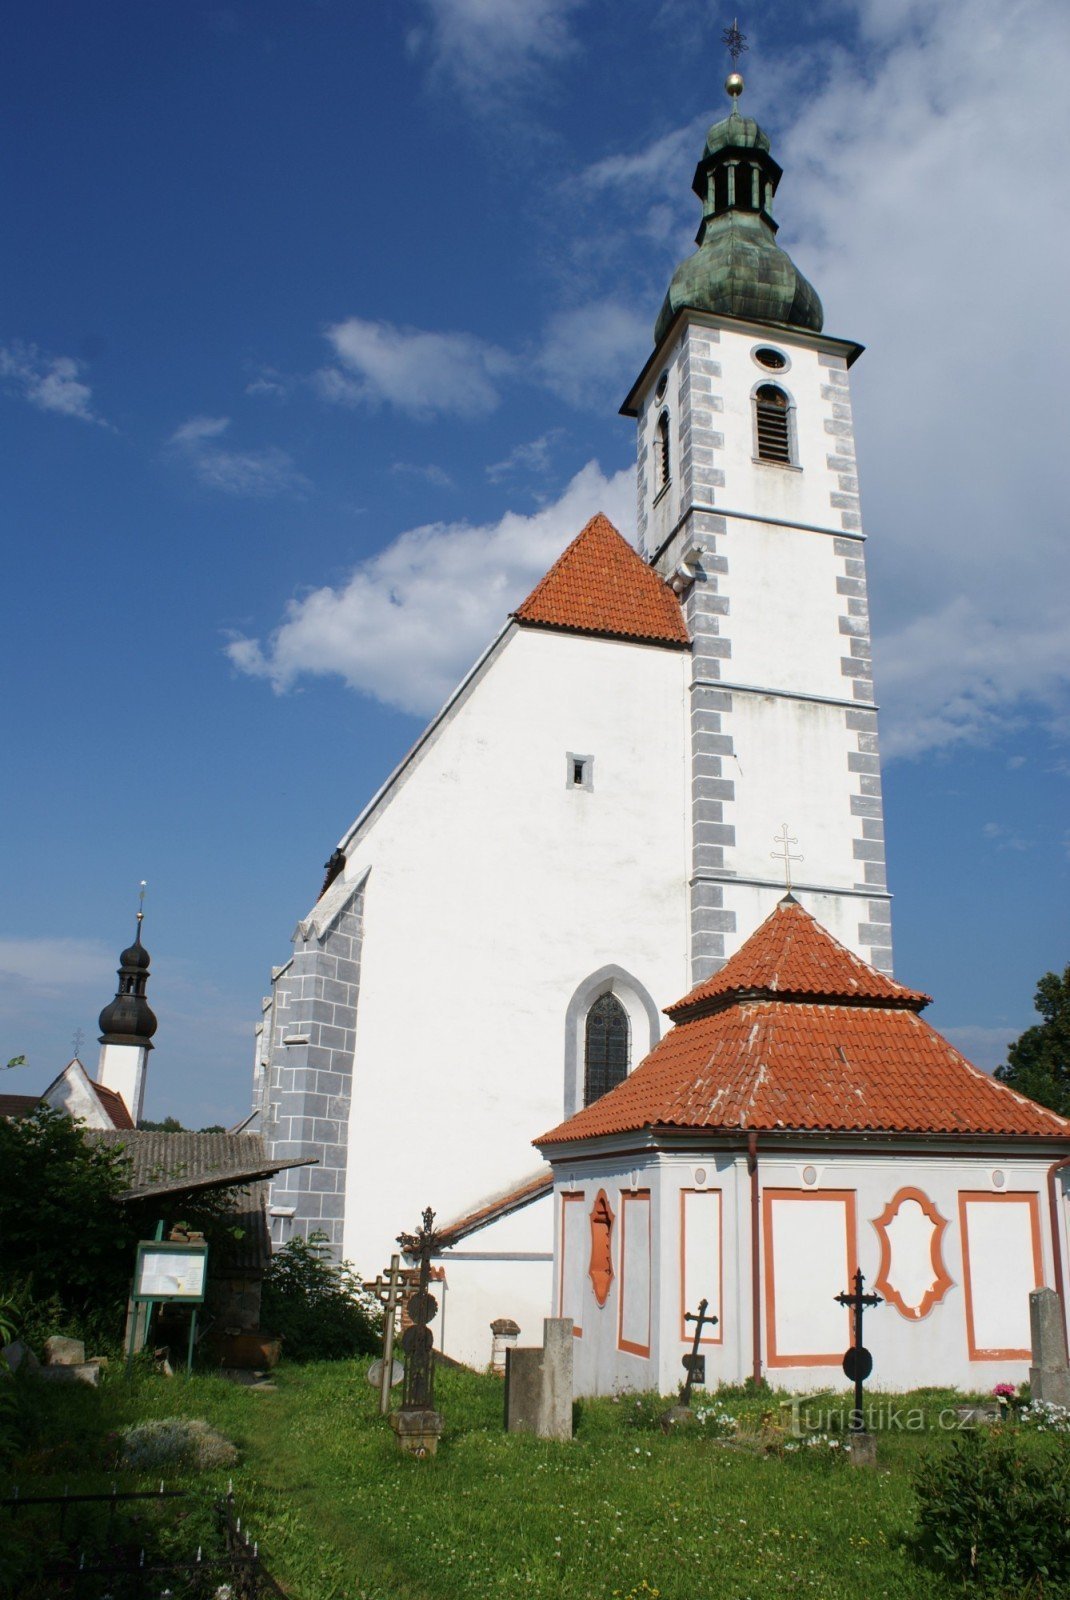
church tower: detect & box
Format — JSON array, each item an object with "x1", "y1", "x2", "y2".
[
  {"x1": 97, "y1": 902, "x2": 157, "y2": 1125},
  {"x1": 621, "y1": 72, "x2": 892, "y2": 982}
]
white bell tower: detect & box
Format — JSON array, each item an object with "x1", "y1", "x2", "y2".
[
  {"x1": 96, "y1": 893, "x2": 157, "y2": 1124},
  {"x1": 621, "y1": 71, "x2": 892, "y2": 982}
]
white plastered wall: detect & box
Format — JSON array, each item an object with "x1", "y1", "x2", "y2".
[
  {"x1": 552, "y1": 1146, "x2": 1066, "y2": 1398},
  {"x1": 337, "y1": 625, "x2": 692, "y2": 1365}
]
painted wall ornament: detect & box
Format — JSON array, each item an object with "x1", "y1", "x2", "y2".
[
  {"x1": 872, "y1": 1187, "x2": 953, "y2": 1320},
  {"x1": 588, "y1": 1189, "x2": 615, "y2": 1307}
]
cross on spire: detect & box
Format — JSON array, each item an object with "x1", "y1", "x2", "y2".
[
  {"x1": 771, "y1": 823, "x2": 803, "y2": 892},
  {"x1": 722, "y1": 18, "x2": 748, "y2": 63},
  {"x1": 72, "y1": 1027, "x2": 85, "y2": 1060}
]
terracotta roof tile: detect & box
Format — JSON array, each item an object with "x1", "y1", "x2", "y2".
[
  {"x1": 666, "y1": 896, "x2": 929, "y2": 1018},
  {"x1": 91, "y1": 1081, "x2": 135, "y2": 1129},
  {"x1": 513, "y1": 512, "x2": 689, "y2": 648},
  {"x1": 537, "y1": 903, "x2": 1069, "y2": 1146}
]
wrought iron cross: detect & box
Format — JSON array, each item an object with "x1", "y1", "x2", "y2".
[
  {"x1": 72, "y1": 1027, "x2": 85, "y2": 1059},
  {"x1": 681, "y1": 1297, "x2": 719, "y2": 1407},
  {"x1": 834, "y1": 1267, "x2": 882, "y2": 1432},
  {"x1": 771, "y1": 823, "x2": 803, "y2": 892},
  {"x1": 397, "y1": 1207, "x2": 443, "y2": 1413},
  {"x1": 722, "y1": 18, "x2": 749, "y2": 62}
]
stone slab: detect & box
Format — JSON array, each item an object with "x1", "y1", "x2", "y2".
[{"x1": 43, "y1": 1336, "x2": 85, "y2": 1366}]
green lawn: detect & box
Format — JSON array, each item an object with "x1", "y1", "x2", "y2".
[{"x1": 2, "y1": 1361, "x2": 1065, "y2": 1599}]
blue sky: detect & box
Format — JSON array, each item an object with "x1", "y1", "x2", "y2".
[{"x1": 3, "y1": 0, "x2": 1068, "y2": 1127}]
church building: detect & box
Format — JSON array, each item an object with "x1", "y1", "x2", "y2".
[{"x1": 252, "y1": 77, "x2": 1068, "y2": 1376}]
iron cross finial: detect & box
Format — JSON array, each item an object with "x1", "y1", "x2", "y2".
[
  {"x1": 771, "y1": 824, "x2": 803, "y2": 892},
  {"x1": 722, "y1": 18, "x2": 748, "y2": 62},
  {"x1": 72, "y1": 1027, "x2": 85, "y2": 1059}
]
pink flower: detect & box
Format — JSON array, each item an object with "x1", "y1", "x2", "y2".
[{"x1": 993, "y1": 1383, "x2": 1016, "y2": 1399}]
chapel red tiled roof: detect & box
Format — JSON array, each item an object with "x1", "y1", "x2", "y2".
[
  {"x1": 666, "y1": 896, "x2": 930, "y2": 1018},
  {"x1": 512, "y1": 512, "x2": 689, "y2": 648},
  {"x1": 92, "y1": 1081, "x2": 135, "y2": 1129},
  {"x1": 536, "y1": 901, "x2": 1070, "y2": 1146}
]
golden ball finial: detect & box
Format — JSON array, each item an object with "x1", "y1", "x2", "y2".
[{"x1": 725, "y1": 71, "x2": 744, "y2": 100}]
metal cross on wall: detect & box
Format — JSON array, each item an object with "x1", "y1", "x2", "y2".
[{"x1": 771, "y1": 823, "x2": 803, "y2": 892}]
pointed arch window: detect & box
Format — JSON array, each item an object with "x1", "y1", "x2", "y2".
[
  {"x1": 654, "y1": 410, "x2": 671, "y2": 495},
  {"x1": 754, "y1": 383, "x2": 793, "y2": 465},
  {"x1": 584, "y1": 993, "x2": 629, "y2": 1106}
]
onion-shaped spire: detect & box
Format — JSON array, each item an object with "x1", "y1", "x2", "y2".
[{"x1": 98, "y1": 893, "x2": 157, "y2": 1048}]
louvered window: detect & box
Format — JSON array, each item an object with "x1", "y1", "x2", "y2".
[
  {"x1": 654, "y1": 410, "x2": 671, "y2": 493},
  {"x1": 584, "y1": 993, "x2": 629, "y2": 1106},
  {"x1": 755, "y1": 384, "x2": 793, "y2": 465}
]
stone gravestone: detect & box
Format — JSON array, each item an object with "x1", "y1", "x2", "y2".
[
  {"x1": 1029, "y1": 1287, "x2": 1070, "y2": 1408},
  {"x1": 504, "y1": 1318, "x2": 573, "y2": 1441}
]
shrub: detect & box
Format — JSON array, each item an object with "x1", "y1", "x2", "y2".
[
  {"x1": 261, "y1": 1232, "x2": 381, "y2": 1361},
  {"x1": 913, "y1": 1429, "x2": 1070, "y2": 1593},
  {"x1": 117, "y1": 1416, "x2": 238, "y2": 1472}
]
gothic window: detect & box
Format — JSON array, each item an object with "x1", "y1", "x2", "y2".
[
  {"x1": 654, "y1": 410, "x2": 671, "y2": 495},
  {"x1": 584, "y1": 993, "x2": 629, "y2": 1106},
  {"x1": 755, "y1": 383, "x2": 793, "y2": 465}
]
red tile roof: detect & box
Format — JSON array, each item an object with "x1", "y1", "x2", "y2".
[
  {"x1": 0, "y1": 1093, "x2": 42, "y2": 1119},
  {"x1": 91, "y1": 1081, "x2": 135, "y2": 1129},
  {"x1": 667, "y1": 897, "x2": 930, "y2": 1018},
  {"x1": 513, "y1": 513, "x2": 689, "y2": 648},
  {"x1": 537, "y1": 901, "x2": 1070, "y2": 1145}
]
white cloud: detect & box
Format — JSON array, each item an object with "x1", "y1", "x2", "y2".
[
  {"x1": 318, "y1": 317, "x2": 513, "y2": 419},
  {"x1": 168, "y1": 414, "x2": 308, "y2": 498},
  {"x1": 0, "y1": 936, "x2": 115, "y2": 992},
  {"x1": 227, "y1": 461, "x2": 634, "y2": 715},
  {"x1": 940, "y1": 1023, "x2": 1018, "y2": 1074},
  {"x1": 0, "y1": 342, "x2": 105, "y2": 425},
  {"x1": 486, "y1": 429, "x2": 563, "y2": 482},
  {"x1": 536, "y1": 302, "x2": 649, "y2": 409},
  {"x1": 410, "y1": 0, "x2": 583, "y2": 102},
  {"x1": 981, "y1": 821, "x2": 1031, "y2": 853},
  {"x1": 391, "y1": 460, "x2": 456, "y2": 490}
]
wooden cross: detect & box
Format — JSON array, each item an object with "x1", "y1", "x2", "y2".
[
  {"x1": 771, "y1": 823, "x2": 803, "y2": 892},
  {"x1": 681, "y1": 1297, "x2": 719, "y2": 1408},
  {"x1": 834, "y1": 1268, "x2": 882, "y2": 1432},
  {"x1": 368, "y1": 1253, "x2": 405, "y2": 1417}
]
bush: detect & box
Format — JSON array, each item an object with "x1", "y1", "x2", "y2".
[
  {"x1": 261, "y1": 1232, "x2": 381, "y2": 1361},
  {"x1": 913, "y1": 1429, "x2": 1070, "y2": 1593}
]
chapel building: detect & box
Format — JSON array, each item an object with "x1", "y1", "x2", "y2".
[{"x1": 254, "y1": 80, "x2": 905, "y2": 1367}]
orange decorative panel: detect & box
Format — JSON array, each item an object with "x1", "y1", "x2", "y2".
[
  {"x1": 588, "y1": 1188, "x2": 615, "y2": 1308},
  {"x1": 872, "y1": 1187, "x2": 952, "y2": 1320}
]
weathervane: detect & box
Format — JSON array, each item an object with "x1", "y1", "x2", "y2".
[
  {"x1": 771, "y1": 824, "x2": 803, "y2": 893},
  {"x1": 137, "y1": 879, "x2": 147, "y2": 929},
  {"x1": 722, "y1": 18, "x2": 748, "y2": 62}
]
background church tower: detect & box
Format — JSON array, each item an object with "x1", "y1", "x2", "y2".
[
  {"x1": 97, "y1": 895, "x2": 157, "y2": 1124},
  {"x1": 621, "y1": 69, "x2": 893, "y2": 982}
]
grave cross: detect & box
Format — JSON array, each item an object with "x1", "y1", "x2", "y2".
[
  {"x1": 368, "y1": 1253, "x2": 405, "y2": 1417},
  {"x1": 396, "y1": 1207, "x2": 444, "y2": 1413},
  {"x1": 680, "y1": 1298, "x2": 719, "y2": 1408},
  {"x1": 834, "y1": 1267, "x2": 882, "y2": 1432}
]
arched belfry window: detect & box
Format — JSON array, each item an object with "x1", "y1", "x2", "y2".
[
  {"x1": 654, "y1": 410, "x2": 671, "y2": 495},
  {"x1": 754, "y1": 384, "x2": 793, "y2": 465},
  {"x1": 584, "y1": 993, "x2": 629, "y2": 1106}
]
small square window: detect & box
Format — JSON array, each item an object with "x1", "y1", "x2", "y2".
[{"x1": 566, "y1": 752, "x2": 593, "y2": 791}]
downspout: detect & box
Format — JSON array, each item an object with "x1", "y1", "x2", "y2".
[
  {"x1": 748, "y1": 1131, "x2": 761, "y2": 1385},
  {"x1": 1047, "y1": 1154, "x2": 1070, "y2": 1347}
]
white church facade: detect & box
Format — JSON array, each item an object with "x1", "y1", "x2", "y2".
[{"x1": 252, "y1": 84, "x2": 1070, "y2": 1379}]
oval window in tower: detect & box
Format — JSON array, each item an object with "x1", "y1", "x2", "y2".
[{"x1": 752, "y1": 345, "x2": 789, "y2": 372}]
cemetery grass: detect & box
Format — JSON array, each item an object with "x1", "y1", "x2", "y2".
[{"x1": 7, "y1": 1361, "x2": 1066, "y2": 1600}]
